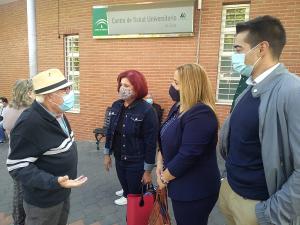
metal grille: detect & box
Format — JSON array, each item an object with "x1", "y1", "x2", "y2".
[
  {"x1": 64, "y1": 35, "x2": 80, "y2": 112},
  {"x1": 216, "y1": 5, "x2": 250, "y2": 104}
]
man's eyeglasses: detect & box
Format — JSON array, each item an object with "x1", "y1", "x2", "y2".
[{"x1": 60, "y1": 86, "x2": 71, "y2": 94}]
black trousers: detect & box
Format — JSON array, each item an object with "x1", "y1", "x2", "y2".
[
  {"x1": 115, "y1": 159, "x2": 144, "y2": 197},
  {"x1": 171, "y1": 194, "x2": 218, "y2": 225},
  {"x1": 12, "y1": 179, "x2": 25, "y2": 225}
]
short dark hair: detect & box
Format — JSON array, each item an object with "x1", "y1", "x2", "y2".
[
  {"x1": 117, "y1": 70, "x2": 148, "y2": 99},
  {"x1": 0, "y1": 97, "x2": 8, "y2": 104},
  {"x1": 236, "y1": 15, "x2": 286, "y2": 59}
]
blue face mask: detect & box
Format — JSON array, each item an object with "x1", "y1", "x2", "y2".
[
  {"x1": 231, "y1": 53, "x2": 253, "y2": 77},
  {"x1": 59, "y1": 91, "x2": 75, "y2": 112},
  {"x1": 231, "y1": 43, "x2": 262, "y2": 77},
  {"x1": 145, "y1": 98, "x2": 153, "y2": 104}
]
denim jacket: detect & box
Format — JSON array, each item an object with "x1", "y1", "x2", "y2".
[{"x1": 104, "y1": 99, "x2": 159, "y2": 171}]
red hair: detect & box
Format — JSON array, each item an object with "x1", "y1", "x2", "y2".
[{"x1": 117, "y1": 70, "x2": 148, "y2": 99}]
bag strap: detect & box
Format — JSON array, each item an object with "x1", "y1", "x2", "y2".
[
  {"x1": 156, "y1": 188, "x2": 171, "y2": 224},
  {"x1": 139, "y1": 183, "x2": 155, "y2": 207},
  {"x1": 139, "y1": 183, "x2": 145, "y2": 206}
]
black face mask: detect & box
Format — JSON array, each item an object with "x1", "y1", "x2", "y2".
[{"x1": 169, "y1": 85, "x2": 180, "y2": 102}]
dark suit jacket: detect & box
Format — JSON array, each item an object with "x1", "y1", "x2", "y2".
[{"x1": 160, "y1": 103, "x2": 220, "y2": 201}]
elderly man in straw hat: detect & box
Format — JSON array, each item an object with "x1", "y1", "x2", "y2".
[{"x1": 7, "y1": 69, "x2": 87, "y2": 225}]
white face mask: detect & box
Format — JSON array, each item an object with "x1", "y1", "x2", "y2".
[{"x1": 119, "y1": 86, "x2": 134, "y2": 100}]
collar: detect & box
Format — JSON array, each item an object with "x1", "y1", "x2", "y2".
[
  {"x1": 250, "y1": 63, "x2": 288, "y2": 97},
  {"x1": 32, "y1": 101, "x2": 60, "y2": 122},
  {"x1": 37, "y1": 102, "x2": 64, "y2": 118},
  {"x1": 37, "y1": 102, "x2": 56, "y2": 117},
  {"x1": 117, "y1": 98, "x2": 143, "y2": 109},
  {"x1": 246, "y1": 63, "x2": 280, "y2": 86}
]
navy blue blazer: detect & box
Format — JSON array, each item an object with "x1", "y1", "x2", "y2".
[{"x1": 160, "y1": 103, "x2": 220, "y2": 201}]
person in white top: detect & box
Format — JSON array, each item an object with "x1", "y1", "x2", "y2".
[
  {"x1": 3, "y1": 79, "x2": 34, "y2": 225},
  {"x1": 0, "y1": 96, "x2": 9, "y2": 143}
]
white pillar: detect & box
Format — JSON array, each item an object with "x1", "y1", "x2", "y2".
[{"x1": 26, "y1": 0, "x2": 37, "y2": 77}]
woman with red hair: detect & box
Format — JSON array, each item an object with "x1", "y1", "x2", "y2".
[{"x1": 103, "y1": 70, "x2": 159, "y2": 206}]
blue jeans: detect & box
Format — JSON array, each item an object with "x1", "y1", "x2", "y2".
[
  {"x1": 115, "y1": 159, "x2": 144, "y2": 197},
  {"x1": 0, "y1": 123, "x2": 5, "y2": 142}
]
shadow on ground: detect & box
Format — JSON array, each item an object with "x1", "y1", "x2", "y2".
[{"x1": 0, "y1": 141, "x2": 225, "y2": 225}]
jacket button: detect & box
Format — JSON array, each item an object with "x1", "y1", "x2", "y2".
[
  {"x1": 123, "y1": 144, "x2": 125, "y2": 147},
  {"x1": 253, "y1": 88, "x2": 258, "y2": 93},
  {"x1": 123, "y1": 124, "x2": 125, "y2": 127},
  {"x1": 124, "y1": 156, "x2": 127, "y2": 160},
  {"x1": 123, "y1": 135, "x2": 125, "y2": 137}
]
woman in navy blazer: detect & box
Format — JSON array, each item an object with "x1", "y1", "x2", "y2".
[{"x1": 156, "y1": 63, "x2": 220, "y2": 225}]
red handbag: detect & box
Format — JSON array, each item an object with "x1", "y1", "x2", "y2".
[{"x1": 127, "y1": 184, "x2": 156, "y2": 225}]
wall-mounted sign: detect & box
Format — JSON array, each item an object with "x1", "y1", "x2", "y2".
[{"x1": 92, "y1": 0, "x2": 195, "y2": 39}]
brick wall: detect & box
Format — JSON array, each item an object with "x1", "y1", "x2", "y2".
[
  {"x1": 0, "y1": 0, "x2": 299, "y2": 140},
  {"x1": 0, "y1": 0, "x2": 28, "y2": 96}
]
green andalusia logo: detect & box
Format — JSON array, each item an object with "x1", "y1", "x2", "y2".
[{"x1": 93, "y1": 7, "x2": 108, "y2": 36}]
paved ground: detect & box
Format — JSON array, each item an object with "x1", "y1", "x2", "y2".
[{"x1": 0, "y1": 141, "x2": 226, "y2": 225}]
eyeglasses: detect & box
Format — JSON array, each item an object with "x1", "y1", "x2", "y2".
[{"x1": 59, "y1": 86, "x2": 71, "y2": 94}]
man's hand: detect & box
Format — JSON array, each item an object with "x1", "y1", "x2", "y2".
[
  {"x1": 104, "y1": 155, "x2": 112, "y2": 172},
  {"x1": 58, "y1": 175, "x2": 88, "y2": 188},
  {"x1": 141, "y1": 171, "x2": 152, "y2": 184}
]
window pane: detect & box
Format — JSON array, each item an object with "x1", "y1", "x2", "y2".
[
  {"x1": 73, "y1": 92, "x2": 80, "y2": 110},
  {"x1": 225, "y1": 8, "x2": 247, "y2": 28},
  {"x1": 65, "y1": 35, "x2": 80, "y2": 112},
  {"x1": 72, "y1": 76, "x2": 80, "y2": 91},
  {"x1": 220, "y1": 56, "x2": 241, "y2": 78},
  {"x1": 218, "y1": 5, "x2": 249, "y2": 102},
  {"x1": 218, "y1": 79, "x2": 239, "y2": 101},
  {"x1": 223, "y1": 34, "x2": 235, "y2": 52},
  {"x1": 220, "y1": 56, "x2": 233, "y2": 75}
]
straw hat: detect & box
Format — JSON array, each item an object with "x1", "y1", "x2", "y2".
[{"x1": 32, "y1": 69, "x2": 73, "y2": 95}]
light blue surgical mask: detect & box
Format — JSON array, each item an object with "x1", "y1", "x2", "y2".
[
  {"x1": 231, "y1": 53, "x2": 253, "y2": 77},
  {"x1": 59, "y1": 91, "x2": 75, "y2": 112},
  {"x1": 231, "y1": 43, "x2": 262, "y2": 77},
  {"x1": 145, "y1": 98, "x2": 153, "y2": 104}
]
